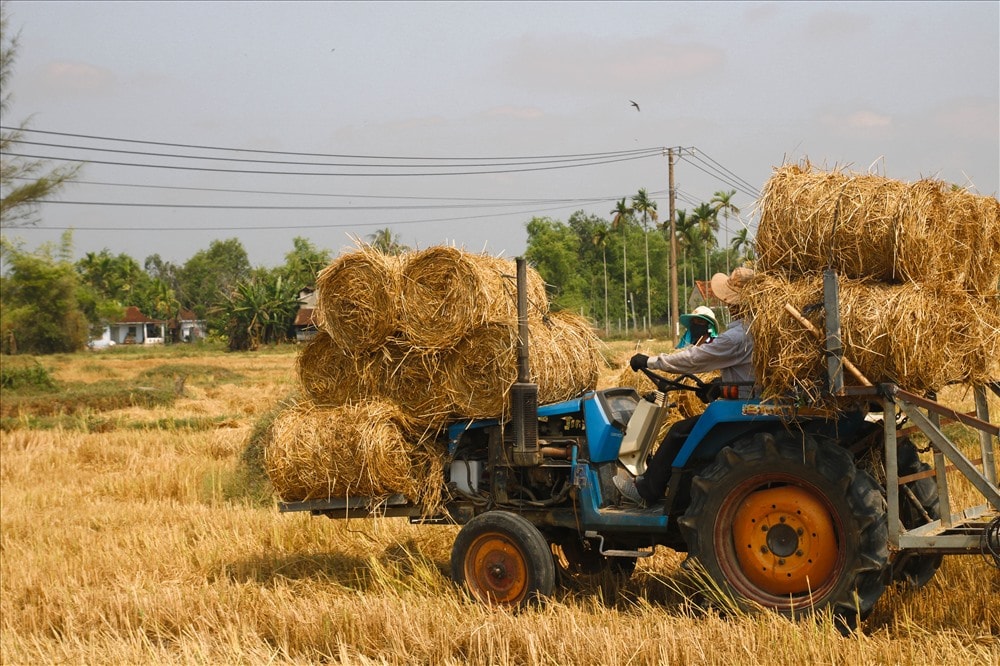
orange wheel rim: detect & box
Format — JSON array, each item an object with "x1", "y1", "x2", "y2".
[
  {"x1": 731, "y1": 485, "x2": 838, "y2": 596},
  {"x1": 465, "y1": 532, "x2": 529, "y2": 604}
]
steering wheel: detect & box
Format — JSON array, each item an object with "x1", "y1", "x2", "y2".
[{"x1": 639, "y1": 368, "x2": 727, "y2": 405}]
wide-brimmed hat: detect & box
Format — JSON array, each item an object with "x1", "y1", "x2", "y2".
[
  {"x1": 710, "y1": 267, "x2": 755, "y2": 305},
  {"x1": 679, "y1": 305, "x2": 718, "y2": 331}
]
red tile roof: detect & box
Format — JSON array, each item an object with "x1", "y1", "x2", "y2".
[
  {"x1": 115, "y1": 306, "x2": 164, "y2": 324},
  {"x1": 294, "y1": 307, "x2": 316, "y2": 327}
]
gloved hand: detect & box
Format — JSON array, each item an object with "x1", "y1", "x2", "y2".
[
  {"x1": 695, "y1": 378, "x2": 723, "y2": 404},
  {"x1": 629, "y1": 353, "x2": 649, "y2": 372}
]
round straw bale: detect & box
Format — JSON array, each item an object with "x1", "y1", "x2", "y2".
[
  {"x1": 399, "y1": 247, "x2": 548, "y2": 349},
  {"x1": 755, "y1": 163, "x2": 1000, "y2": 291},
  {"x1": 946, "y1": 189, "x2": 1000, "y2": 296},
  {"x1": 744, "y1": 274, "x2": 985, "y2": 401},
  {"x1": 969, "y1": 293, "x2": 1000, "y2": 382},
  {"x1": 443, "y1": 323, "x2": 519, "y2": 418},
  {"x1": 378, "y1": 341, "x2": 455, "y2": 428},
  {"x1": 296, "y1": 331, "x2": 373, "y2": 406},
  {"x1": 264, "y1": 399, "x2": 443, "y2": 504},
  {"x1": 531, "y1": 311, "x2": 604, "y2": 404},
  {"x1": 314, "y1": 245, "x2": 402, "y2": 350}
]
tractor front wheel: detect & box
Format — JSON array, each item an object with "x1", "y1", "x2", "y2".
[
  {"x1": 451, "y1": 511, "x2": 555, "y2": 607},
  {"x1": 679, "y1": 431, "x2": 888, "y2": 628}
]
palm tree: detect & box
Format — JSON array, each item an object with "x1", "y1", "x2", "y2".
[
  {"x1": 731, "y1": 227, "x2": 754, "y2": 263},
  {"x1": 367, "y1": 228, "x2": 409, "y2": 256},
  {"x1": 631, "y1": 188, "x2": 658, "y2": 333},
  {"x1": 672, "y1": 209, "x2": 693, "y2": 305},
  {"x1": 610, "y1": 197, "x2": 633, "y2": 334},
  {"x1": 711, "y1": 190, "x2": 740, "y2": 273},
  {"x1": 591, "y1": 225, "x2": 611, "y2": 336},
  {"x1": 691, "y1": 202, "x2": 719, "y2": 284}
]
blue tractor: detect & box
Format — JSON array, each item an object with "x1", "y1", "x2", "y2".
[{"x1": 281, "y1": 260, "x2": 1000, "y2": 627}]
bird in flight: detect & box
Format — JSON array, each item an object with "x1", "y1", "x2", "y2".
[{"x1": 630, "y1": 100, "x2": 640, "y2": 111}]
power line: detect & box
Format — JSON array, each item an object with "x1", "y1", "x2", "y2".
[
  {"x1": 11, "y1": 138, "x2": 666, "y2": 169},
  {"x1": 691, "y1": 149, "x2": 761, "y2": 197},
  {"x1": 6, "y1": 176, "x2": 636, "y2": 206},
  {"x1": 4, "y1": 150, "x2": 662, "y2": 177},
  {"x1": 3, "y1": 126, "x2": 663, "y2": 162},
  {"x1": 16, "y1": 199, "x2": 599, "y2": 232},
  {"x1": 680, "y1": 151, "x2": 760, "y2": 200}
]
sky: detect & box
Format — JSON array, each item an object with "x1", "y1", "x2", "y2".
[{"x1": 2, "y1": 1, "x2": 998, "y2": 269}]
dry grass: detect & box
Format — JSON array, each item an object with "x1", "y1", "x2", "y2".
[{"x1": 2, "y1": 346, "x2": 999, "y2": 665}]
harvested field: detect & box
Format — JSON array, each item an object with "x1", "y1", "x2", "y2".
[{"x1": 2, "y1": 344, "x2": 997, "y2": 665}]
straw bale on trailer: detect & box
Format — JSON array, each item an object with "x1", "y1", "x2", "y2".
[
  {"x1": 400, "y1": 246, "x2": 549, "y2": 349},
  {"x1": 264, "y1": 399, "x2": 444, "y2": 507},
  {"x1": 296, "y1": 331, "x2": 376, "y2": 406},
  {"x1": 531, "y1": 311, "x2": 605, "y2": 405},
  {"x1": 298, "y1": 331, "x2": 456, "y2": 425},
  {"x1": 743, "y1": 274, "x2": 999, "y2": 402},
  {"x1": 443, "y1": 311, "x2": 604, "y2": 419},
  {"x1": 272, "y1": 245, "x2": 609, "y2": 503},
  {"x1": 314, "y1": 245, "x2": 403, "y2": 350},
  {"x1": 755, "y1": 163, "x2": 1000, "y2": 294}
]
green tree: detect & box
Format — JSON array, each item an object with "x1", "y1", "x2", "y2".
[
  {"x1": 610, "y1": 198, "x2": 633, "y2": 333},
  {"x1": 591, "y1": 224, "x2": 610, "y2": 335},
  {"x1": 280, "y1": 236, "x2": 331, "y2": 289},
  {"x1": 367, "y1": 228, "x2": 409, "y2": 256},
  {"x1": 223, "y1": 268, "x2": 303, "y2": 351},
  {"x1": 631, "y1": 188, "x2": 658, "y2": 332},
  {"x1": 731, "y1": 227, "x2": 754, "y2": 263},
  {"x1": 77, "y1": 250, "x2": 144, "y2": 304},
  {"x1": 1, "y1": 232, "x2": 90, "y2": 353},
  {"x1": 144, "y1": 254, "x2": 180, "y2": 292},
  {"x1": 177, "y1": 238, "x2": 250, "y2": 333},
  {"x1": 711, "y1": 189, "x2": 740, "y2": 273},
  {"x1": 524, "y1": 217, "x2": 587, "y2": 312},
  {"x1": 0, "y1": 9, "x2": 79, "y2": 228},
  {"x1": 691, "y1": 202, "x2": 719, "y2": 283}
]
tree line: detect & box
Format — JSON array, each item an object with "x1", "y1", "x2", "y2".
[
  {"x1": 1, "y1": 232, "x2": 338, "y2": 354},
  {"x1": 525, "y1": 188, "x2": 753, "y2": 336}
]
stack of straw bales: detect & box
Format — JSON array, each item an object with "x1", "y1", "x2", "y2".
[
  {"x1": 265, "y1": 245, "x2": 606, "y2": 504},
  {"x1": 747, "y1": 163, "x2": 1000, "y2": 401}
]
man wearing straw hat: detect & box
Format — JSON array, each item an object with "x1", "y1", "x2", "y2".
[{"x1": 616, "y1": 267, "x2": 756, "y2": 507}]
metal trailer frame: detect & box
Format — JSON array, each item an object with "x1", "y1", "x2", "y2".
[{"x1": 820, "y1": 269, "x2": 1000, "y2": 557}]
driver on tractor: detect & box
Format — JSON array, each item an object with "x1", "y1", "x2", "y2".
[{"x1": 616, "y1": 267, "x2": 756, "y2": 507}]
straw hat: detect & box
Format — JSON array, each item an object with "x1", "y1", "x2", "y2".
[
  {"x1": 710, "y1": 267, "x2": 755, "y2": 304},
  {"x1": 679, "y1": 305, "x2": 718, "y2": 330}
]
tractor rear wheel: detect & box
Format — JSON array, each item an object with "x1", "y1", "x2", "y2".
[
  {"x1": 679, "y1": 431, "x2": 888, "y2": 628},
  {"x1": 451, "y1": 511, "x2": 555, "y2": 606}
]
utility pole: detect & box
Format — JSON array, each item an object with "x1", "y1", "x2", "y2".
[{"x1": 668, "y1": 148, "x2": 679, "y2": 345}]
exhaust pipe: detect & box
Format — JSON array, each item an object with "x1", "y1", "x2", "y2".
[{"x1": 510, "y1": 257, "x2": 540, "y2": 466}]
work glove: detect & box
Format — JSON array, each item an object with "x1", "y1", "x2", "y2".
[
  {"x1": 629, "y1": 353, "x2": 649, "y2": 372},
  {"x1": 695, "y1": 378, "x2": 723, "y2": 404}
]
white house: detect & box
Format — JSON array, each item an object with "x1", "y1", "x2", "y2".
[{"x1": 107, "y1": 306, "x2": 166, "y2": 345}]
